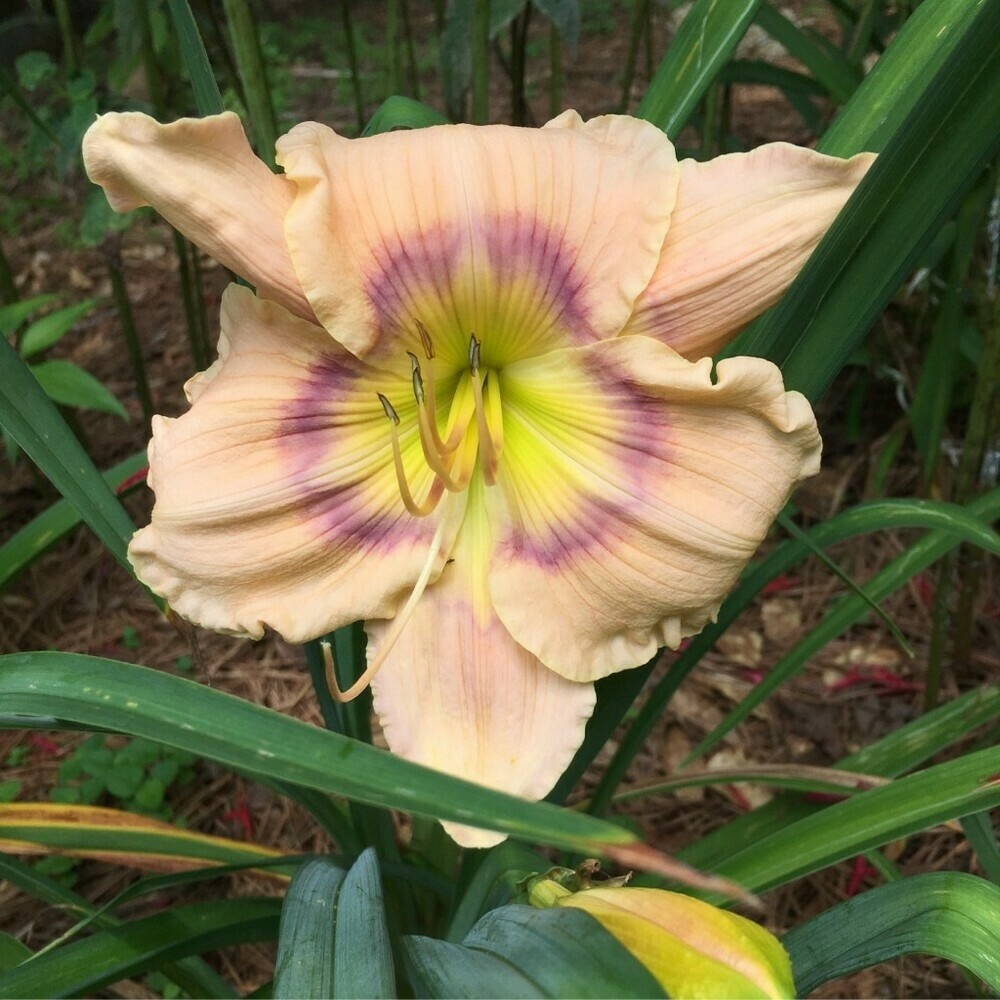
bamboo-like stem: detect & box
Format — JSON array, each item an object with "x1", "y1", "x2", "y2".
[
  {"x1": 188, "y1": 241, "x2": 211, "y2": 362},
  {"x1": 104, "y1": 236, "x2": 154, "y2": 437},
  {"x1": 401, "y1": 0, "x2": 421, "y2": 100},
  {"x1": 510, "y1": 6, "x2": 530, "y2": 126},
  {"x1": 222, "y1": 0, "x2": 279, "y2": 167},
  {"x1": 471, "y1": 0, "x2": 491, "y2": 124},
  {"x1": 340, "y1": 0, "x2": 365, "y2": 133},
  {"x1": 643, "y1": 0, "x2": 654, "y2": 82},
  {"x1": 172, "y1": 231, "x2": 209, "y2": 371},
  {"x1": 548, "y1": 21, "x2": 562, "y2": 117},
  {"x1": 0, "y1": 239, "x2": 18, "y2": 305},
  {"x1": 51, "y1": 0, "x2": 77, "y2": 74},
  {"x1": 950, "y1": 277, "x2": 1000, "y2": 677},
  {"x1": 701, "y1": 82, "x2": 721, "y2": 157},
  {"x1": 138, "y1": 0, "x2": 168, "y2": 115},
  {"x1": 386, "y1": 0, "x2": 402, "y2": 95},
  {"x1": 619, "y1": 0, "x2": 650, "y2": 113}
]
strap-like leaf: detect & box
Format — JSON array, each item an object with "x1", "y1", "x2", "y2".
[
  {"x1": 635, "y1": 0, "x2": 762, "y2": 136},
  {"x1": 274, "y1": 858, "x2": 345, "y2": 999},
  {"x1": 784, "y1": 873, "x2": 1000, "y2": 994},
  {"x1": 0, "y1": 335, "x2": 137, "y2": 579},
  {"x1": 0, "y1": 652, "x2": 637, "y2": 854}
]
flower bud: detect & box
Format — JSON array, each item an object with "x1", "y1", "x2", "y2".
[{"x1": 534, "y1": 881, "x2": 793, "y2": 999}]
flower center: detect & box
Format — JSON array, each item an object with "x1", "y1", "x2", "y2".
[{"x1": 379, "y1": 325, "x2": 505, "y2": 518}]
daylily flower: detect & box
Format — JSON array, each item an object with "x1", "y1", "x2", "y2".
[
  {"x1": 83, "y1": 110, "x2": 871, "y2": 846},
  {"x1": 528, "y1": 873, "x2": 794, "y2": 999}
]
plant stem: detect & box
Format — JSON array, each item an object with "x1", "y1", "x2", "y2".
[
  {"x1": 0, "y1": 240, "x2": 18, "y2": 305},
  {"x1": 510, "y1": 6, "x2": 530, "y2": 125},
  {"x1": 548, "y1": 20, "x2": 562, "y2": 117},
  {"x1": 51, "y1": 0, "x2": 77, "y2": 75},
  {"x1": 386, "y1": 0, "x2": 401, "y2": 95},
  {"x1": 401, "y1": 0, "x2": 421, "y2": 100},
  {"x1": 138, "y1": 0, "x2": 168, "y2": 116},
  {"x1": 104, "y1": 236, "x2": 154, "y2": 437},
  {"x1": 619, "y1": 0, "x2": 650, "y2": 113},
  {"x1": 172, "y1": 232, "x2": 210, "y2": 371},
  {"x1": 471, "y1": 0, "x2": 491, "y2": 124},
  {"x1": 951, "y1": 276, "x2": 1000, "y2": 676},
  {"x1": 340, "y1": 0, "x2": 365, "y2": 133},
  {"x1": 222, "y1": 0, "x2": 279, "y2": 167}
]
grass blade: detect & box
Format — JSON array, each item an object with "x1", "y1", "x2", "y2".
[
  {"x1": 0, "y1": 336, "x2": 138, "y2": 581},
  {"x1": 0, "y1": 899, "x2": 279, "y2": 998},
  {"x1": 0, "y1": 652, "x2": 638, "y2": 855},
  {"x1": 784, "y1": 873, "x2": 1000, "y2": 994},
  {"x1": 165, "y1": 0, "x2": 225, "y2": 116},
  {"x1": 0, "y1": 450, "x2": 146, "y2": 591},
  {"x1": 726, "y1": 0, "x2": 1000, "y2": 400},
  {"x1": 694, "y1": 746, "x2": 1000, "y2": 899},
  {"x1": 635, "y1": 0, "x2": 761, "y2": 137},
  {"x1": 683, "y1": 489, "x2": 1000, "y2": 765}
]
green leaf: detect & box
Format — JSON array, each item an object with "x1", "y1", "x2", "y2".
[
  {"x1": 0, "y1": 934, "x2": 30, "y2": 973},
  {"x1": 679, "y1": 685, "x2": 1000, "y2": 874},
  {"x1": 0, "y1": 294, "x2": 58, "y2": 336},
  {"x1": 705, "y1": 746, "x2": 1000, "y2": 899},
  {"x1": 28, "y1": 359, "x2": 128, "y2": 420},
  {"x1": 0, "y1": 336, "x2": 138, "y2": 579},
  {"x1": 165, "y1": 0, "x2": 225, "y2": 116},
  {"x1": 726, "y1": 0, "x2": 1000, "y2": 401},
  {"x1": 754, "y1": 3, "x2": 860, "y2": 103},
  {"x1": 0, "y1": 899, "x2": 278, "y2": 998},
  {"x1": 406, "y1": 905, "x2": 664, "y2": 998},
  {"x1": 0, "y1": 852, "x2": 237, "y2": 997},
  {"x1": 332, "y1": 848, "x2": 395, "y2": 998},
  {"x1": 821, "y1": 0, "x2": 989, "y2": 156},
  {"x1": 784, "y1": 873, "x2": 1000, "y2": 994},
  {"x1": 636, "y1": 0, "x2": 762, "y2": 137},
  {"x1": 274, "y1": 858, "x2": 345, "y2": 999},
  {"x1": 18, "y1": 299, "x2": 101, "y2": 359},
  {"x1": 534, "y1": 0, "x2": 581, "y2": 55},
  {"x1": 684, "y1": 489, "x2": 1000, "y2": 764},
  {"x1": 447, "y1": 842, "x2": 550, "y2": 943},
  {"x1": 0, "y1": 653, "x2": 637, "y2": 854},
  {"x1": 362, "y1": 95, "x2": 449, "y2": 137},
  {"x1": 588, "y1": 495, "x2": 1000, "y2": 815}
]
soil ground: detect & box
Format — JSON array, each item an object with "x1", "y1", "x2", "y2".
[{"x1": 1, "y1": 2, "x2": 997, "y2": 997}]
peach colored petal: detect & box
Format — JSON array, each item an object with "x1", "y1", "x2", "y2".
[
  {"x1": 487, "y1": 336, "x2": 821, "y2": 683},
  {"x1": 622, "y1": 143, "x2": 875, "y2": 359},
  {"x1": 368, "y1": 484, "x2": 595, "y2": 847},
  {"x1": 129, "y1": 284, "x2": 461, "y2": 642},
  {"x1": 82, "y1": 112, "x2": 313, "y2": 322},
  {"x1": 275, "y1": 113, "x2": 677, "y2": 368}
]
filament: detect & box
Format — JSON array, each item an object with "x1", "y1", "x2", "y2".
[{"x1": 379, "y1": 393, "x2": 444, "y2": 517}]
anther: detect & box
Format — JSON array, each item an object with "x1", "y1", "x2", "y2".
[
  {"x1": 415, "y1": 319, "x2": 435, "y2": 360},
  {"x1": 378, "y1": 392, "x2": 400, "y2": 425},
  {"x1": 468, "y1": 334, "x2": 481, "y2": 372},
  {"x1": 378, "y1": 392, "x2": 443, "y2": 517},
  {"x1": 407, "y1": 352, "x2": 426, "y2": 403}
]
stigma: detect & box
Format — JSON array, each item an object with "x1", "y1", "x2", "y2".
[{"x1": 379, "y1": 326, "x2": 504, "y2": 517}]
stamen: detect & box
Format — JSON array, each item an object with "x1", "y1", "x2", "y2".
[
  {"x1": 415, "y1": 318, "x2": 435, "y2": 360},
  {"x1": 409, "y1": 351, "x2": 462, "y2": 456},
  {"x1": 379, "y1": 393, "x2": 444, "y2": 517},
  {"x1": 324, "y1": 509, "x2": 450, "y2": 702}
]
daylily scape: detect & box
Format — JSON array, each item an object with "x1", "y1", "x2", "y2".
[{"x1": 83, "y1": 109, "x2": 872, "y2": 845}]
